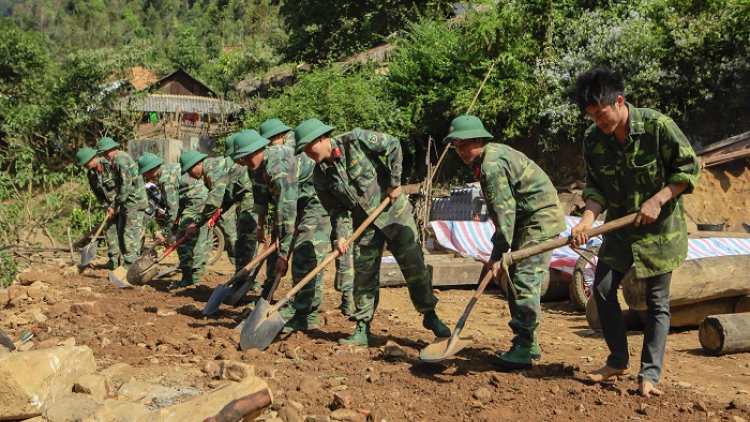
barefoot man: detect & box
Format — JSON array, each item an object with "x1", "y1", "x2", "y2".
[{"x1": 570, "y1": 68, "x2": 700, "y2": 397}]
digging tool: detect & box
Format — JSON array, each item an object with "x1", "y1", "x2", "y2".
[
  {"x1": 79, "y1": 219, "x2": 108, "y2": 267},
  {"x1": 419, "y1": 212, "x2": 638, "y2": 363},
  {"x1": 110, "y1": 211, "x2": 221, "y2": 287},
  {"x1": 240, "y1": 198, "x2": 390, "y2": 351},
  {"x1": 203, "y1": 244, "x2": 277, "y2": 316},
  {"x1": 0, "y1": 327, "x2": 16, "y2": 352},
  {"x1": 224, "y1": 244, "x2": 277, "y2": 306}
]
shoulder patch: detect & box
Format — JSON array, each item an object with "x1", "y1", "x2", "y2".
[
  {"x1": 350, "y1": 159, "x2": 358, "y2": 167},
  {"x1": 368, "y1": 133, "x2": 378, "y2": 144}
]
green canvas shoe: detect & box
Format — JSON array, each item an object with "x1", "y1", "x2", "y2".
[
  {"x1": 422, "y1": 311, "x2": 451, "y2": 338},
  {"x1": 338, "y1": 321, "x2": 372, "y2": 347},
  {"x1": 490, "y1": 344, "x2": 533, "y2": 371}
]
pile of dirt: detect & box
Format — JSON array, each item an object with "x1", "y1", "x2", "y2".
[
  {"x1": 1, "y1": 259, "x2": 749, "y2": 421},
  {"x1": 684, "y1": 162, "x2": 750, "y2": 232}
]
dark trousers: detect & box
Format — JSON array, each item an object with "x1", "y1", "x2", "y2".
[{"x1": 593, "y1": 262, "x2": 671, "y2": 386}]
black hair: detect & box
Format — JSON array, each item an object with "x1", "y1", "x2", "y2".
[{"x1": 575, "y1": 68, "x2": 625, "y2": 113}]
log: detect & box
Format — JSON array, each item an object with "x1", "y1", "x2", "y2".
[
  {"x1": 201, "y1": 388, "x2": 272, "y2": 422},
  {"x1": 736, "y1": 295, "x2": 750, "y2": 314},
  {"x1": 622, "y1": 255, "x2": 750, "y2": 311},
  {"x1": 584, "y1": 289, "x2": 644, "y2": 331},
  {"x1": 669, "y1": 297, "x2": 740, "y2": 328},
  {"x1": 699, "y1": 313, "x2": 750, "y2": 356}
]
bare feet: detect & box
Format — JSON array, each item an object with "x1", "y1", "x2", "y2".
[
  {"x1": 638, "y1": 379, "x2": 664, "y2": 397},
  {"x1": 587, "y1": 365, "x2": 631, "y2": 382}
]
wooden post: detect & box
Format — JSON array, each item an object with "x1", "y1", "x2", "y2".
[
  {"x1": 699, "y1": 313, "x2": 750, "y2": 355},
  {"x1": 735, "y1": 295, "x2": 750, "y2": 313},
  {"x1": 201, "y1": 388, "x2": 272, "y2": 422},
  {"x1": 421, "y1": 136, "x2": 432, "y2": 250},
  {"x1": 670, "y1": 297, "x2": 739, "y2": 327}
]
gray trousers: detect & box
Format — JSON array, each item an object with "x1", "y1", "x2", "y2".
[{"x1": 593, "y1": 262, "x2": 671, "y2": 386}]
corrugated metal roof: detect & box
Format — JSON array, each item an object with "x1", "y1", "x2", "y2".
[{"x1": 120, "y1": 94, "x2": 243, "y2": 115}]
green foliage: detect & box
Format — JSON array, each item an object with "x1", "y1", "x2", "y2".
[
  {"x1": 0, "y1": 250, "x2": 16, "y2": 288},
  {"x1": 276, "y1": 0, "x2": 453, "y2": 63}
]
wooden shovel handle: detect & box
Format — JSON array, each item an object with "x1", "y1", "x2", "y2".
[
  {"x1": 90, "y1": 218, "x2": 108, "y2": 241},
  {"x1": 269, "y1": 198, "x2": 391, "y2": 314},
  {"x1": 158, "y1": 210, "x2": 223, "y2": 263},
  {"x1": 227, "y1": 243, "x2": 278, "y2": 285},
  {"x1": 507, "y1": 213, "x2": 637, "y2": 265}
]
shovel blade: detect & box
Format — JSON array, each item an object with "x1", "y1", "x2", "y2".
[
  {"x1": 79, "y1": 242, "x2": 98, "y2": 267},
  {"x1": 225, "y1": 279, "x2": 253, "y2": 306},
  {"x1": 126, "y1": 256, "x2": 156, "y2": 285},
  {"x1": 239, "y1": 298, "x2": 286, "y2": 351},
  {"x1": 156, "y1": 264, "x2": 179, "y2": 279},
  {"x1": 203, "y1": 284, "x2": 232, "y2": 316},
  {"x1": 108, "y1": 266, "x2": 132, "y2": 289},
  {"x1": 419, "y1": 335, "x2": 474, "y2": 363}
]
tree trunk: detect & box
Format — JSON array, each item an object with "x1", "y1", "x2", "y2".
[
  {"x1": 622, "y1": 255, "x2": 750, "y2": 311},
  {"x1": 201, "y1": 388, "x2": 272, "y2": 422},
  {"x1": 669, "y1": 297, "x2": 740, "y2": 328},
  {"x1": 699, "y1": 313, "x2": 750, "y2": 356}
]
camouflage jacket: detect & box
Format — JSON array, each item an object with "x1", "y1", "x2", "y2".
[
  {"x1": 297, "y1": 153, "x2": 328, "y2": 219},
  {"x1": 252, "y1": 145, "x2": 299, "y2": 258},
  {"x1": 177, "y1": 174, "x2": 208, "y2": 226},
  {"x1": 281, "y1": 131, "x2": 296, "y2": 149},
  {"x1": 196, "y1": 156, "x2": 229, "y2": 226},
  {"x1": 582, "y1": 104, "x2": 701, "y2": 278},
  {"x1": 86, "y1": 157, "x2": 117, "y2": 209},
  {"x1": 155, "y1": 163, "x2": 182, "y2": 224},
  {"x1": 312, "y1": 128, "x2": 409, "y2": 241},
  {"x1": 108, "y1": 150, "x2": 148, "y2": 211},
  {"x1": 222, "y1": 159, "x2": 254, "y2": 214},
  {"x1": 478, "y1": 143, "x2": 566, "y2": 260}
]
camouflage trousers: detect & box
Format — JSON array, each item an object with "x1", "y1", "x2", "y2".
[
  {"x1": 506, "y1": 236, "x2": 554, "y2": 348},
  {"x1": 216, "y1": 204, "x2": 238, "y2": 263},
  {"x1": 176, "y1": 220, "x2": 209, "y2": 278},
  {"x1": 333, "y1": 231, "x2": 354, "y2": 295},
  {"x1": 105, "y1": 218, "x2": 121, "y2": 265},
  {"x1": 351, "y1": 217, "x2": 438, "y2": 323},
  {"x1": 234, "y1": 209, "x2": 259, "y2": 283},
  {"x1": 116, "y1": 206, "x2": 146, "y2": 268},
  {"x1": 287, "y1": 213, "x2": 332, "y2": 315}
]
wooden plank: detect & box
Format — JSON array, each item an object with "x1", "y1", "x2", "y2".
[
  {"x1": 696, "y1": 131, "x2": 750, "y2": 155},
  {"x1": 379, "y1": 254, "x2": 455, "y2": 287},
  {"x1": 427, "y1": 259, "x2": 484, "y2": 287},
  {"x1": 702, "y1": 147, "x2": 750, "y2": 167}
]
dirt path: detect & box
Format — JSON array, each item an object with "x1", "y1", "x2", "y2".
[{"x1": 4, "y1": 257, "x2": 750, "y2": 421}]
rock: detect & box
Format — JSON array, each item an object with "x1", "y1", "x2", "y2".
[
  {"x1": 43, "y1": 395, "x2": 152, "y2": 422},
  {"x1": 117, "y1": 381, "x2": 185, "y2": 405},
  {"x1": 70, "y1": 302, "x2": 101, "y2": 316},
  {"x1": 73, "y1": 373, "x2": 116, "y2": 401},
  {"x1": 278, "y1": 405, "x2": 304, "y2": 422},
  {"x1": 382, "y1": 340, "x2": 407, "y2": 360},
  {"x1": 637, "y1": 403, "x2": 654, "y2": 416},
  {"x1": 305, "y1": 416, "x2": 328, "y2": 422},
  {"x1": 0, "y1": 289, "x2": 9, "y2": 305},
  {"x1": 100, "y1": 362, "x2": 131, "y2": 376},
  {"x1": 574, "y1": 404, "x2": 585, "y2": 413},
  {"x1": 330, "y1": 409, "x2": 366, "y2": 422},
  {"x1": 153, "y1": 376, "x2": 271, "y2": 422},
  {"x1": 365, "y1": 373, "x2": 379, "y2": 383},
  {"x1": 157, "y1": 335, "x2": 182, "y2": 349},
  {"x1": 58, "y1": 337, "x2": 76, "y2": 347},
  {"x1": 0, "y1": 346, "x2": 96, "y2": 420},
  {"x1": 287, "y1": 400, "x2": 304, "y2": 413},
  {"x1": 202, "y1": 361, "x2": 221, "y2": 379},
  {"x1": 26, "y1": 285, "x2": 46, "y2": 301},
  {"x1": 156, "y1": 308, "x2": 175, "y2": 317},
  {"x1": 694, "y1": 401, "x2": 708, "y2": 412},
  {"x1": 220, "y1": 360, "x2": 254, "y2": 382},
  {"x1": 729, "y1": 397, "x2": 750, "y2": 412},
  {"x1": 7, "y1": 285, "x2": 28, "y2": 306},
  {"x1": 37, "y1": 337, "x2": 61, "y2": 349},
  {"x1": 732, "y1": 417, "x2": 747, "y2": 422},
  {"x1": 473, "y1": 387, "x2": 492, "y2": 403},
  {"x1": 331, "y1": 392, "x2": 354, "y2": 410},
  {"x1": 676, "y1": 381, "x2": 692, "y2": 388}
]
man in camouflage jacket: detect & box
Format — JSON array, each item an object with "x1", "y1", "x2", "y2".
[
  {"x1": 445, "y1": 115, "x2": 566, "y2": 370},
  {"x1": 97, "y1": 138, "x2": 148, "y2": 269},
  {"x1": 257, "y1": 119, "x2": 355, "y2": 316},
  {"x1": 295, "y1": 118, "x2": 451, "y2": 347},
  {"x1": 571, "y1": 68, "x2": 700, "y2": 397},
  {"x1": 76, "y1": 147, "x2": 121, "y2": 269},
  {"x1": 138, "y1": 153, "x2": 208, "y2": 287}
]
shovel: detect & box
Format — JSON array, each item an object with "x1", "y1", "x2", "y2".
[
  {"x1": 79, "y1": 219, "x2": 108, "y2": 267},
  {"x1": 203, "y1": 243, "x2": 277, "y2": 316},
  {"x1": 110, "y1": 211, "x2": 222, "y2": 286},
  {"x1": 224, "y1": 244, "x2": 277, "y2": 306},
  {"x1": 419, "y1": 212, "x2": 638, "y2": 363},
  {"x1": 240, "y1": 198, "x2": 390, "y2": 351}
]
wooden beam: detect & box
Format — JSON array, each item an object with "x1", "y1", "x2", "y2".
[{"x1": 696, "y1": 131, "x2": 750, "y2": 155}]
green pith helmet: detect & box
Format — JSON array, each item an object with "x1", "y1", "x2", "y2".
[
  {"x1": 76, "y1": 148, "x2": 98, "y2": 166},
  {"x1": 179, "y1": 150, "x2": 208, "y2": 174},
  {"x1": 224, "y1": 133, "x2": 239, "y2": 157},
  {"x1": 259, "y1": 119, "x2": 292, "y2": 139},
  {"x1": 97, "y1": 137, "x2": 120, "y2": 153},
  {"x1": 294, "y1": 119, "x2": 335, "y2": 154},
  {"x1": 137, "y1": 152, "x2": 165, "y2": 175},
  {"x1": 232, "y1": 130, "x2": 270, "y2": 160},
  {"x1": 443, "y1": 115, "x2": 493, "y2": 143}
]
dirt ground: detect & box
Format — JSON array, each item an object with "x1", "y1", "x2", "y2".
[
  {"x1": 683, "y1": 162, "x2": 750, "y2": 232},
  {"x1": 4, "y1": 254, "x2": 749, "y2": 422}
]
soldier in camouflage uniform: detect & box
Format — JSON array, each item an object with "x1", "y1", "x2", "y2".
[
  {"x1": 444, "y1": 115, "x2": 566, "y2": 370},
  {"x1": 296, "y1": 119, "x2": 451, "y2": 347},
  {"x1": 258, "y1": 119, "x2": 355, "y2": 316},
  {"x1": 233, "y1": 130, "x2": 328, "y2": 333},
  {"x1": 76, "y1": 147, "x2": 121, "y2": 269},
  {"x1": 96, "y1": 137, "x2": 147, "y2": 269},
  {"x1": 138, "y1": 153, "x2": 209, "y2": 287},
  {"x1": 571, "y1": 68, "x2": 700, "y2": 397}
]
